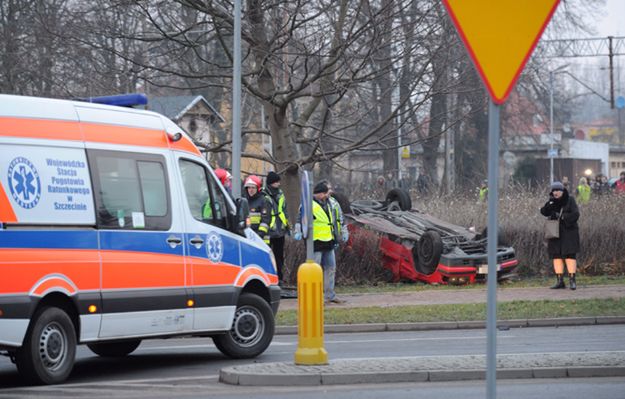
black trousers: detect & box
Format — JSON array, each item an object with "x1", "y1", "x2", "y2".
[{"x1": 270, "y1": 236, "x2": 286, "y2": 281}]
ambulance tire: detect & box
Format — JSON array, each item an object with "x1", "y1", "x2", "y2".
[
  {"x1": 15, "y1": 307, "x2": 76, "y2": 385},
  {"x1": 213, "y1": 293, "x2": 275, "y2": 359},
  {"x1": 87, "y1": 340, "x2": 141, "y2": 357}
]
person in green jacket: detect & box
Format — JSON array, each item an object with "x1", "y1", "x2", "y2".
[
  {"x1": 575, "y1": 176, "x2": 591, "y2": 205},
  {"x1": 478, "y1": 180, "x2": 488, "y2": 203}
]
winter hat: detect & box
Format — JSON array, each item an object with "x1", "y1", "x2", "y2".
[
  {"x1": 550, "y1": 181, "x2": 564, "y2": 191},
  {"x1": 313, "y1": 182, "x2": 329, "y2": 194},
  {"x1": 266, "y1": 171, "x2": 281, "y2": 185}
]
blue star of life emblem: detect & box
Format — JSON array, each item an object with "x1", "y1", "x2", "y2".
[
  {"x1": 7, "y1": 157, "x2": 41, "y2": 209},
  {"x1": 205, "y1": 232, "x2": 224, "y2": 263}
]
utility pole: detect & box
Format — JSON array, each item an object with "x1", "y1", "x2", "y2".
[{"x1": 231, "y1": 0, "x2": 242, "y2": 198}]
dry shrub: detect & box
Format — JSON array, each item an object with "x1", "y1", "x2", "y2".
[
  {"x1": 282, "y1": 227, "x2": 387, "y2": 285},
  {"x1": 283, "y1": 188, "x2": 625, "y2": 285},
  {"x1": 417, "y1": 188, "x2": 625, "y2": 278}
]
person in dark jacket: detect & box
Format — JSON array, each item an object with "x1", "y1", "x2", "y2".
[
  {"x1": 540, "y1": 181, "x2": 580, "y2": 290},
  {"x1": 263, "y1": 171, "x2": 290, "y2": 284}
]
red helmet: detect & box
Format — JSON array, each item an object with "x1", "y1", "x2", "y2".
[
  {"x1": 244, "y1": 175, "x2": 261, "y2": 190},
  {"x1": 214, "y1": 168, "x2": 231, "y2": 185}
]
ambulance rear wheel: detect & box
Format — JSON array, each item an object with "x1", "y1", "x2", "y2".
[
  {"x1": 15, "y1": 307, "x2": 76, "y2": 385},
  {"x1": 87, "y1": 340, "x2": 141, "y2": 357},
  {"x1": 213, "y1": 293, "x2": 274, "y2": 359}
]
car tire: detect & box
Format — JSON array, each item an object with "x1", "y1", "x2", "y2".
[
  {"x1": 385, "y1": 188, "x2": 412, "y2": 211},
  {"x1": 416, "y1": 230, "x2": 443, "y2": 275},
  {"x1": 87, "y1": 340, "x2": 141, "y2": 357},
  {"x1": 213, "y1": 293, "x2": 275, "y2": 359},
  {"x1": 15, "y1": 307, "x2": 76, "y2": 385}
]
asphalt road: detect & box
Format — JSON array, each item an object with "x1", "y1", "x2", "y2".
[{"x1": 1, "y1": 324, "x2": 624, "y2": 397}]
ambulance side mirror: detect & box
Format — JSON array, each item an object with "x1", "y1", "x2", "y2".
[{"x1": 233, "y1": 197, "x2": 250, "y2": 233}]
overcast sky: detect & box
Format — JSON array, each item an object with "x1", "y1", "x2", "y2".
[{"x1": 593, "y1": 0, "x2": 625, "y2": 37}]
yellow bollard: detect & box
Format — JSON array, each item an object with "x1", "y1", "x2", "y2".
[{"x1": 294, "y1": 259, "x2": 328, "y2": 365}]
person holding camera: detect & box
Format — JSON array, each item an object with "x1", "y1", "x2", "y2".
[{"x1": 540, "y1": 181, "x2": 580, "y2": 290}]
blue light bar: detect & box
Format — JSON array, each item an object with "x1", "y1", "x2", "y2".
[{"x1": 84, "y1": 93, "x2": 148, "y2": 107}]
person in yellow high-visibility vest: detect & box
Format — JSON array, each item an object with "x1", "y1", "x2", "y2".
[
  {"x1": 311, "y1": 181, "x2": 344, "y2": 304},
  {"x1": 575, "y1": 177, "x2": 591, "y2": 205},
  {"x1": 263, "y1": 171, "x2": 289, "y2": 284},
  {"x1": 244, "y1": 175, "x2": 272, "y2": 244},
  {"x1": 319, "y1": 179, "x2": 349, "y2": 245}
]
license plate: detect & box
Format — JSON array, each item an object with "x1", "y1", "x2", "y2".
[{"x1": 478, "y1": 264, "x2": 501, "y2": 274}]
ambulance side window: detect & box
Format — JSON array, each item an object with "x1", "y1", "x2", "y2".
[
  {"x1": 179, "y1": 159, "x2": 229, "y2": 229},
  {"x1": 88, "y1": 150, "x2": 171, "y2": 230}
]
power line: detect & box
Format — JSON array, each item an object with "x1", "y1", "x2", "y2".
[
  {"x1": 537, "y1": 36, "x2": 625, "y2": 58},
  {"x1": 536, "y1": 36, "x2": 625, "y2": 108}
]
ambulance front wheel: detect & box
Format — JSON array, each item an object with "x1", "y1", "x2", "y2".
[
  {"x1": 15, "y1": 306, "x2": 77, "y2": 385},
  {"x1": 213, "y1": 293, "x2": 275, "y2": 359}
]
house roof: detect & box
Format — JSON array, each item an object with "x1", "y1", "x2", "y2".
[{"x1": 149, "y1": 95, "x2": 224, "y2": 122}]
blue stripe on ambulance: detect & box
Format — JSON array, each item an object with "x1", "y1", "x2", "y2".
[{"x1": 0, "y1": 230, "x2": 98, "y2": 249}]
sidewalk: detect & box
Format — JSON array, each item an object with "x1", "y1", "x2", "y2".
[
  {"x1": 219, "y1": 284, "x2": 625, "y2": 386},
  {"x1": 278, "y1": 284, "x2": 625, "y2": 310}
]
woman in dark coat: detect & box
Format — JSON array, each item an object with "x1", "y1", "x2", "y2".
[{"x1": 540, "y1": 181, "x2": 580, "y2": 290}]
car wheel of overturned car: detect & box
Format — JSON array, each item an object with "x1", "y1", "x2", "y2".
[
  {"x1": 87, "y1": 340, "x2": 141, "y2": 357},
  {"x1": 415, "y1": 230, "x2": 443, "y2": 275},
  {"x1": 212, "y1": 293, "x2": 274, "y2": 359},
  {"x1": 15, "y1": 306, "x2": 77, "y2": 385},
  {"x1": 385, "y1": 188, "x2": 412, "y2": 211}
]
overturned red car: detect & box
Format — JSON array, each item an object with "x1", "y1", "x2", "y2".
[{"x1": 336, "y1": 189, "x2": 518, "y2": 285}]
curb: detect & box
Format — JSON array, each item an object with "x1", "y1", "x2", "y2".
[
  {"x1": 220, "y1": 352, "x2": 625, "y2": 386},
  {"x1": 275, "y1": 316, "x2": 625, "y2": 335},
  {"x1": 220, "y1": 366, "x2": 625, "y2": 386}
]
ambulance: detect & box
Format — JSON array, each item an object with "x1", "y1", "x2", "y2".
[{"x1": 0, "y1": 94, "x2": 280, "y2": 384}]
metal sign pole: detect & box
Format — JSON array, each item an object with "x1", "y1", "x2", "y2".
[
  {"x1": 486, "y1": 100, "x2": 500, "y2": 399},
  {"x1": 231, "y1": 0, "x2": 242, "y2": 198},
  {"x1": 299, "y1": 170, "x2": 314, "y2": 261}
]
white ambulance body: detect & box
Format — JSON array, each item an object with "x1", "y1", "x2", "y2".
[{"x1": 0, "y1": 94, "x2": 280, "y2": 384}]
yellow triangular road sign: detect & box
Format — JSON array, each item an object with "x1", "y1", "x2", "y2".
[{"x1": 443, "y1": 0, "x2": 561, "y2": 104}]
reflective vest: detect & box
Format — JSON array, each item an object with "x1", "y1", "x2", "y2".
[
  {"x1": 576, "y1": 184, "x2": 591, "y2": 204},
  {"x1": 312, "y1": 200, "x2": 334, "y2": 242},
  {"x1": 328, "y1": 196, "x2": 342, "y2": 242},
  {"x1": 266, "y1": 188, "x2": 288, "y2": 236},
  {"x1": 479, "y1": 187, "x2": 488, "y2": 202},
  {"x1": 202, "y1": 198, "x2": 212, "y2": 220},
  {"x1": 248, "y1": 193, "x2": 271, "y2": 244}
]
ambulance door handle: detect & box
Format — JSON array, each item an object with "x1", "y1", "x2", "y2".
[
  {"x1": 189, "y1": 236, "x2": 204, "y2": 249},
  {"x1": 166, "y1": 235, "x2": 183, "y2": 248}
]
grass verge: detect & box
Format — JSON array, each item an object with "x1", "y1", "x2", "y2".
[
  {"x1": 334, "y1": 275, "x2": 625, "y2": 294},
  {"x1": 276, "y1": 297, "x2": 625, "y2": 326}
]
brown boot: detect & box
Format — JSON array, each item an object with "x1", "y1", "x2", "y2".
[
  {"x1": 569, "y1": 273, "x2": 576, "y2": 290},
  {"x1": 550, "y1": 274, "x2": 565, "y2": 289}
]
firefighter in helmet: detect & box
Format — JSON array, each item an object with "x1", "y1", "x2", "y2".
[{"x1": 244, "y1": 175, "x2": 272, "y2": 244}]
